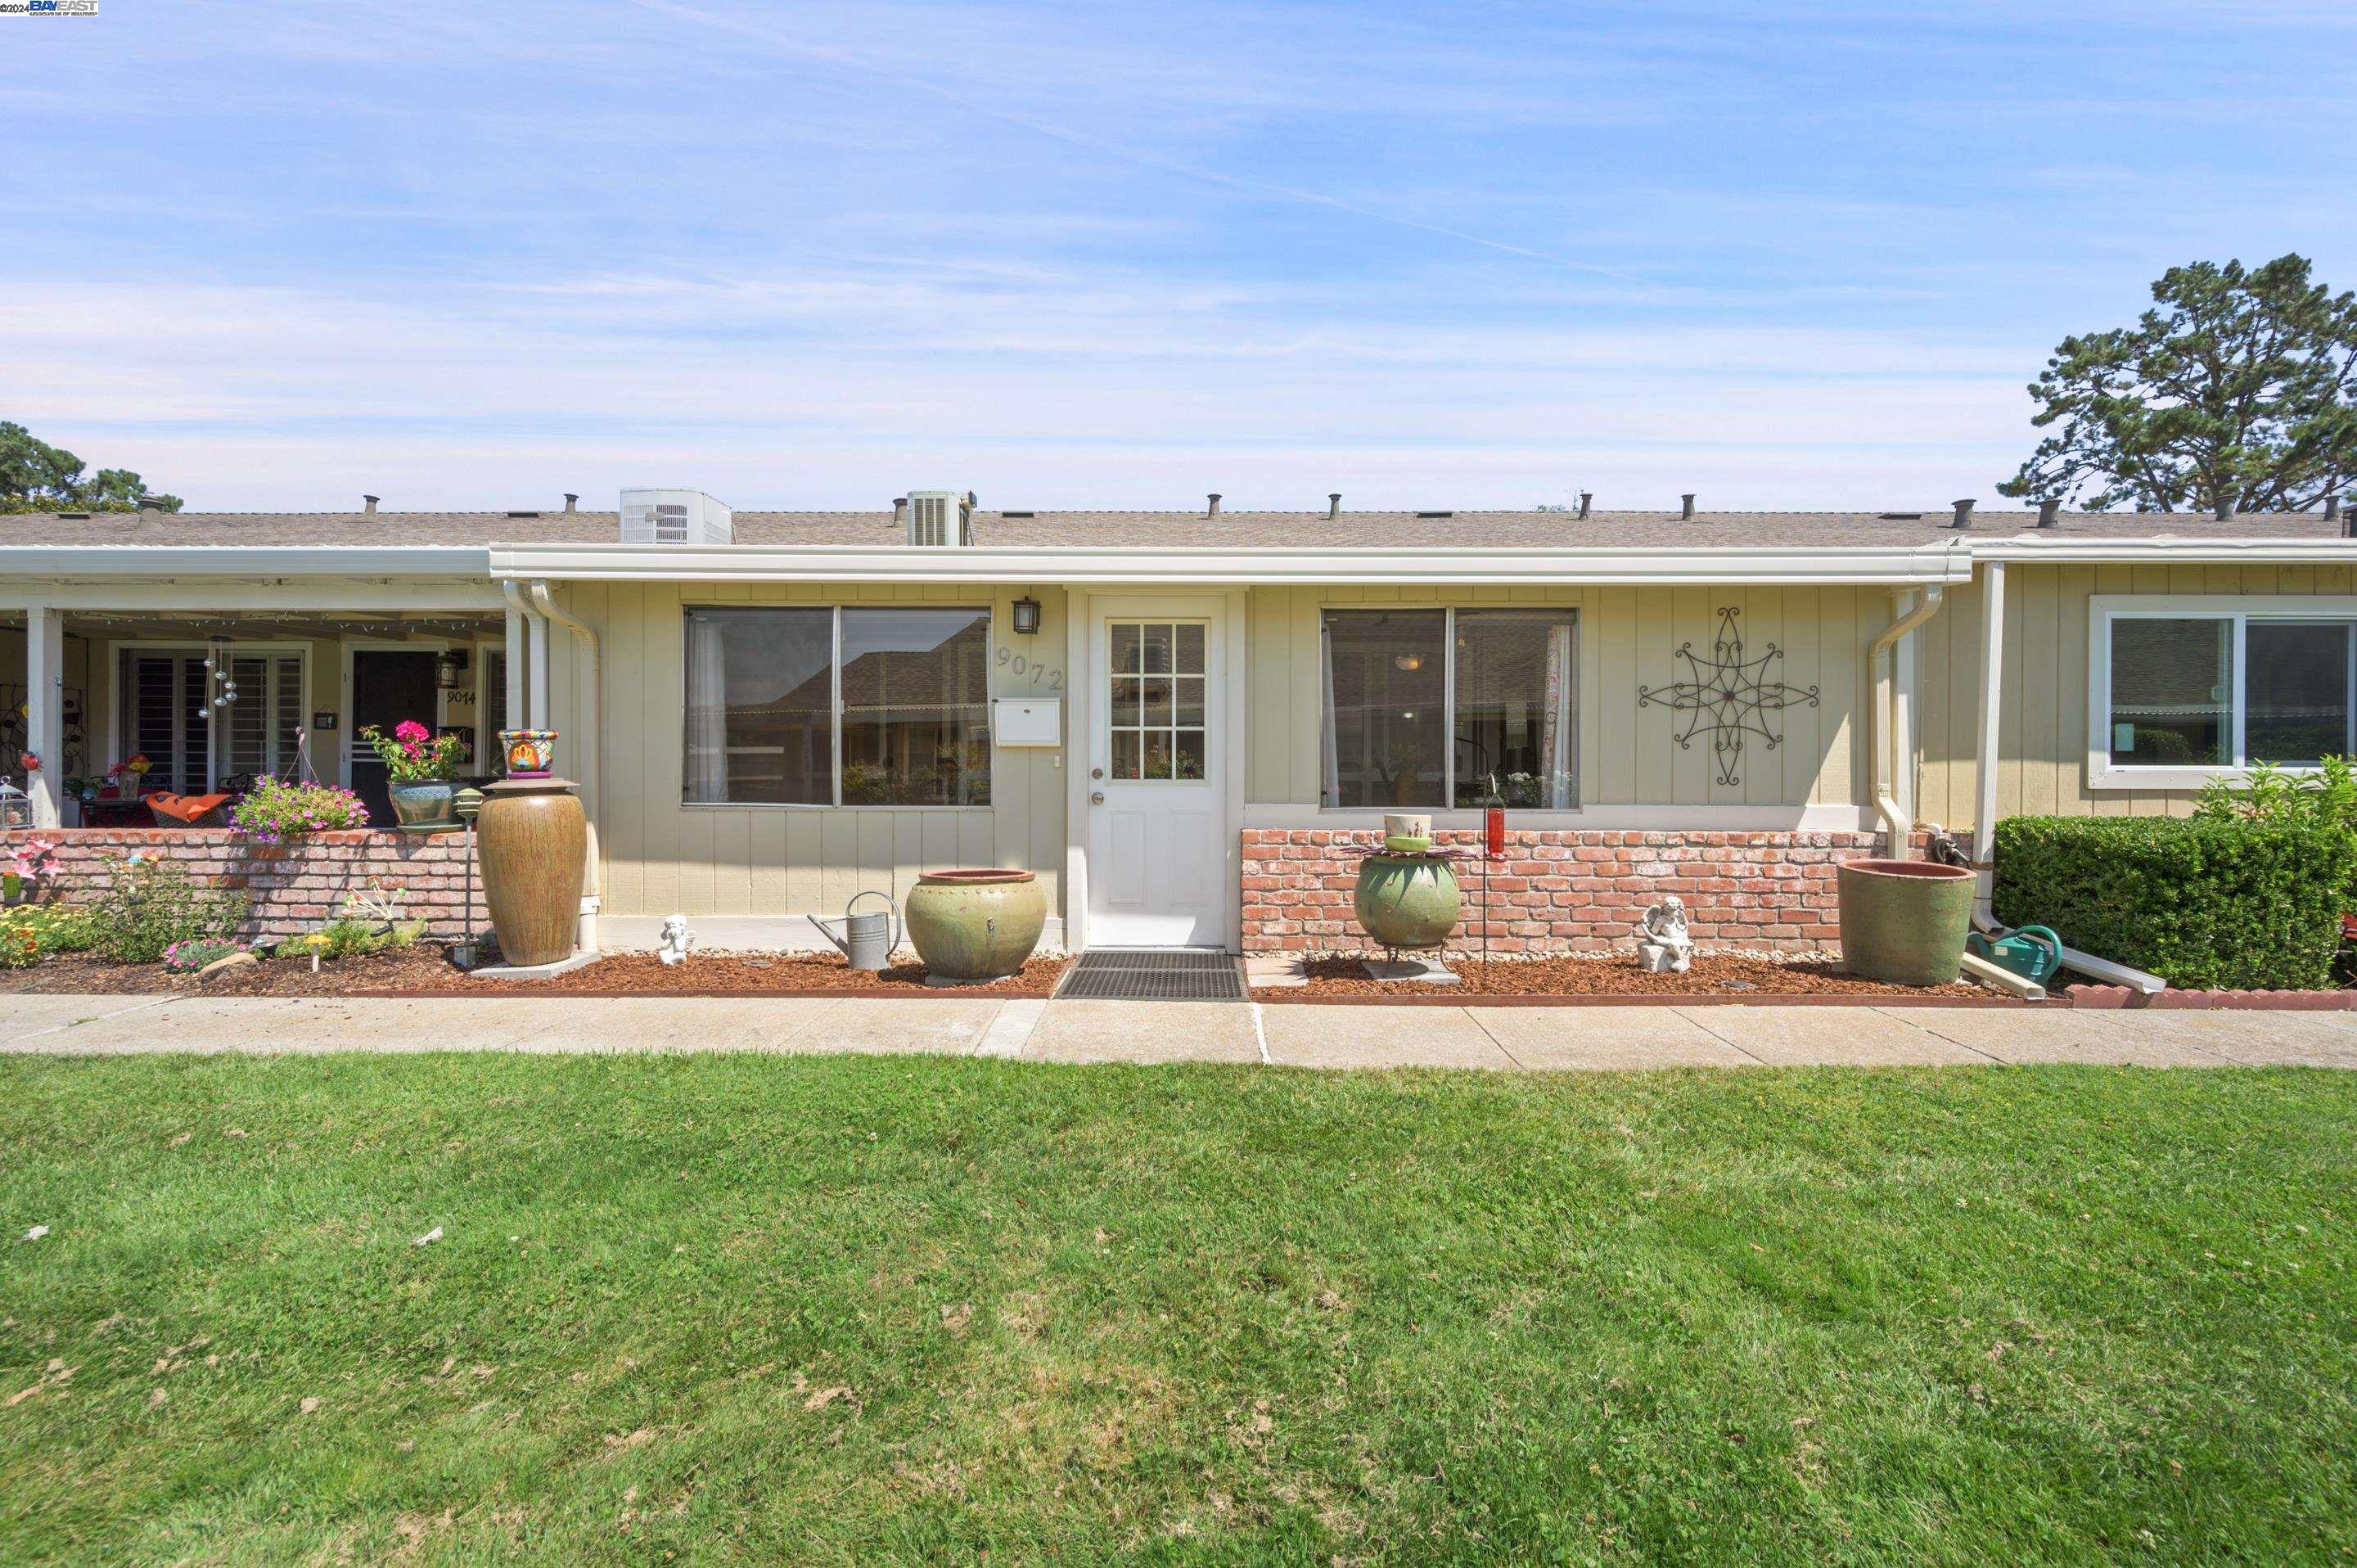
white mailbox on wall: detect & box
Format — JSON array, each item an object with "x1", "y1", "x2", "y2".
[{"x1": 992, "y1": 696, "x2": 1061, "y2": 747}]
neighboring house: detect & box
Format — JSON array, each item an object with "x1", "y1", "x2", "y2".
[{"x1": 4, "y1": 493, "x2": 2354, "y2": 953}]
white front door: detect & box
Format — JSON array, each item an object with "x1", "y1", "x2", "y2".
[{"x1": 1087, "y1": 603, "x2": 1228, "y2": 948}]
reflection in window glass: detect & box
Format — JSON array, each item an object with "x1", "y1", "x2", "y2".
[
  {"x1": 1453, "y1": 610, "x2": 1576, "y2": 808},
  {"x1": 840, "y1": 608, "x2": 993, "y2": 804},
  {"x1": 2108, "y1": 618, "x2": 2231, "y2": 766},
  {"x1": 684, "y1": 608, "x2": 833, "y2": 804},
  {"x1": 2247, "y1": 620, "x2": 2354, "y2": 765},
  {"x1": 1104, "y1": 620, "x2": 1207, "y2": 781},
  {"x1": 1320, "y1": 611, "x2": 1447, "y2": 807}
]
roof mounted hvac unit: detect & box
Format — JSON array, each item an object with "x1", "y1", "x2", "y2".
[
  {"x1": 905, "y1": 489, "x2": 974, "y2": 547},
  {"x1": 620, "y1": 488, "x2": 733, "y2": 546}
]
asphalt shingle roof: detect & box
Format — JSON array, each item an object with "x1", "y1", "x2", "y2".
[{"x1": 1, "y1": 507, "x2": 2343, "y2": 550}]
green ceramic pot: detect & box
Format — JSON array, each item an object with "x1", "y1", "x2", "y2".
[
  {"x1": 904, "y1": 868, "x2": 1047, "y2": 981},
  {"x1": 388, "y1": 778, "x2": 457, "y2": 831},
  {"x1": 1353, "y1": 854, "x2": 1462, "y2": 951},
  {"x1": 1836, "y1": 858, "x2": 1974, "y2": 985}
]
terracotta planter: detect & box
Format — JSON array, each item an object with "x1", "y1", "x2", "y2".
[
  {"x1": 1353, "y1": 854, "x2": 1461, "y2": 951},
  {"x1": 388, "y1": 778, "x2": 457, "y2": 831},
  {"x1": 1836, "y1": 858, "x2": 1973, "y2": 985},
  {"x1": 904, "y1": 868, "x2": 1045, "y2": 981},
  {"x1": 476, "y1": 777, "x2": 586, "y2": 967}
]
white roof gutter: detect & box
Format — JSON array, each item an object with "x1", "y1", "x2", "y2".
[
  {"x1": 0, "y1": 545, "x2": 493, "y2": 577},
  {"x1": 1973, "y1": 534, "x2": 2357, "y2": 564},
  {"x1": 488, "y1": 542, "x2": 1977, "y2": 587}
]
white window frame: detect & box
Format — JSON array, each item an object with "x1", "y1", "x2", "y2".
[
  {"x1": 2088, "y1": 594, "x2": 2357, "y2": 790},
  {"x1": 681, "y1": 603, "x2": 994, "y2": 809},
  {"x1": 1318, "y1": 604, "x2": 1580, "y2": 813},
  {"x1": 110, "y1": 640, "x2": 312, "y2": 791}
]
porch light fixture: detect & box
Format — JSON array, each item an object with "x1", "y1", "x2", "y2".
[
  {"x1": 1393, "y1": 652, "x2": 1426, "y2": 672},
  {"x1": 1011, "y1": 595, "x2": 1043, "y2": 636},
  {"x1": 435, "y1": 647, "x2": 469, "y2": 692}
]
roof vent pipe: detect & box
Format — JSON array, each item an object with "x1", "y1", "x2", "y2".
[
  {"x1": 2324, "y1": 494, "x2": 2340, "y2": 523},
  {"x1": 2036, "y1": 498, "x2": 2061, "y2": 528},
  {"x1": 363, "y1": 494, "x2": 379, "y2": 514},
  {"x1": 1207, "y1": 493, "x2": 1222, "y2": 517},
  {"x1": 1951, "y1": 498, "x2": 1976, "y2": 528},
  {"x1": 1577, "y1": 492, "x2": 1593, "y2": 519},
  {"x1": 892, "y1": 496, "x2": 908, "y2": 525},
  {"x1": 1327, "y1": 493, "x2": 1341, "y2": 520},
  {"x1": 563, "y1": 492, "x2": 579, "y2": 513},
  {"x1": 2215, "y1": 494, "x2": 2234, "y2": 521},
  {"x1": 1680, "y1": 493, "x2": 1696, "y2": 520}
]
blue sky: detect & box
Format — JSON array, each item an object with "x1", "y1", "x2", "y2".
[{"x1": 5, "y1": 1, "x2": 2354, "y2": 512}]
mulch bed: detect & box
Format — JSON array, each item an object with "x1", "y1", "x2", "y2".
[
  {"x1": 0, "y1": 948, "x2": 1072, "y2": 998},
  {"x1": 1262, "y1": 952, "x2": 2017, "y2": 1003}
]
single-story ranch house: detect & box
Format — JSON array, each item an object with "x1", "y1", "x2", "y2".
[{"x1": 6, "y1": 492, "x2": 2355, "y2": 956}]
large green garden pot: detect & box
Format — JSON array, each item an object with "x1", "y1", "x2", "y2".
[
  {"x1": 904, "y1": 868, "x2": 1047, "y2": 982},
  {"x1": 1836, "y1": 858, "x2": 1974, "y2": 985},
  {"x1": 387, "y1": 778, "x2": 457, "y2": 831},
  {"x1": 1353, "y1": 854, "x2": 1462, "y2": 952}
]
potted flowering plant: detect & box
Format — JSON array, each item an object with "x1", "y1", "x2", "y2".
[{"x1": 360, "y1": 719, "x2": 471, "y2": 831}]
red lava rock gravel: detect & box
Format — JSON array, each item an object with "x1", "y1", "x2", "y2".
[{"x1": 1268, "y1": 952, "x2": 1984, "y2": 999}]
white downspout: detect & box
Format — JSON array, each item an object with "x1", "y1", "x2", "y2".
[
  {"x1": 1971, "y1": 560, "x2": 2006, "y2": 926},
  {"x1": 527, "y1": 579, "x2": 602, "y2": 953},
  {"x1": 1868, "y1": 583, "x2": 1945, "y2": 857}
]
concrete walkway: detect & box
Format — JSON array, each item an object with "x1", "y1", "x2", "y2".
[{"x1": 7, "y1": 992, "x2": 2357, "y2": 1069}]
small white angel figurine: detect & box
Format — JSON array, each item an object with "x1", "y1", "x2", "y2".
[{"x1": 1634, "y1": 894, "x2": 1695, "y2": 974}]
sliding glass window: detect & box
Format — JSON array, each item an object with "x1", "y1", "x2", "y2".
[
  {"x1": 683, "y1": 606, "x2": 993, "y2": 805},
  {"x1": 1319, "y1": 606, "x2": 1579, "y2": 810}
]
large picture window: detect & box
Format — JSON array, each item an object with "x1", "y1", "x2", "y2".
[
  {"x1": 1319, "y1": 607, "x2": 1579, "y2": 810},
  {"x1": 683, "y1": 606, "x2": 992, "y2": 806},
  {"x1": 2094, "y1": 598, "x2": 2357, "y2": 783},
  {"x1": 119, "y1": 649, "x2": 304, "y2": 794}
]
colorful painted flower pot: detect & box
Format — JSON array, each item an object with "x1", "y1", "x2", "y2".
[
  {"x1": 904, "y1": 868, "x2": 1046, "y2": 982},
  {"x1": 1353, "y1": 854, "x2": 1461, "y2": 951},
  {"x1": 498, "y1": 728, "x2": 559, "y2": 777},
  {"x1": 1836, "y1": 858, "x2": 1973, "y2": 985},
  {"x1": 387, "y1": 778, "x2": 457, "y2": 831}
]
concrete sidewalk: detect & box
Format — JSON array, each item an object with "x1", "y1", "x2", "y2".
[{"x1": 7, "y1": 992, "x2": 2357, "y2": 1069}]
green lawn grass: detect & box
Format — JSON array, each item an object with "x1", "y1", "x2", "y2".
[{"x1": 1, "y1": 1056, "x2": 2352, "y2": 1563}]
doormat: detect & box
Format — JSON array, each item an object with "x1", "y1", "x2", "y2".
[{"x1": 1057, "y1": 948, "x2": 1247, "y2": 1002}]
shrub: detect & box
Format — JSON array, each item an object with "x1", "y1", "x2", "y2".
[
  {"x1": 161, "y1": 937, "x2": 251, "y2": 973},
  {"x1": 1993, "y1": 815, "x2": 2357, "y2": 990},
  {"x1": 230, "y1": 776, "x2": 370, "y2": 842},
  {"x1": 88, "y1": 854, "x2": 248, "y2": 966},
  {"x1": 0, "y1": 905, "x2": 96, "y2": 968}
]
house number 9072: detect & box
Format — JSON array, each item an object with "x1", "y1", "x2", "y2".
[{"x1": 995, "y1": 646, "x2": 1063, "y2": 692}]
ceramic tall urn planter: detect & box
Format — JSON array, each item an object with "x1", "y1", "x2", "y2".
[
  {"x1": 1353, "y1": 854, "x2": 1462, "y2": 952},
  {"x1": 476, "y1": 776, "x2": 587, "y2": 967},
  {"x1": 1836, "y1": 858, "x2": 1973, "y2": 985},
  {"x1": 904, "y1": 868, "x2": 1046, "y2": 982}
]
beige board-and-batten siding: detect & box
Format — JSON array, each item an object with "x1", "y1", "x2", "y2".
[
  {"x1": 1914, "y1": 562, "x2": 2357, "y2": 834},
  {"x1": 559, "y1": 581, "x2": 1068, "y2": 924},
  {"x1": 1244, "y1": 583, "x2": 1902, "y2": 812}
]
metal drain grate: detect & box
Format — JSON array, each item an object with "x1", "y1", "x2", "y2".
[{"x1": 1057, "y1": 948, "x2": 1247, "y2": 1002}]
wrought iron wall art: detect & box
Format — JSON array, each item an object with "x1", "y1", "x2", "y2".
[{"x1": 1638, "y1": 607, "x2": 1818, "y2": 786}]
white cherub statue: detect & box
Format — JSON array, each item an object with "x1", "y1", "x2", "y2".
[
  {"x1": 657, "y1": 912, "x2": 696, "y2": 966},
  {"x1": 1634, "y1": 894, "x2": 1695, "y2": 974}
]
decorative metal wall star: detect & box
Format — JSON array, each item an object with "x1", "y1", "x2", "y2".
[{"x1": 1638, "y1": 607, "x2": 1818, "y2": 786}]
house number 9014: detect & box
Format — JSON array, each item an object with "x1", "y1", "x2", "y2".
[{"x1": 995, "y1": 646, "x2": 1063, "y2": 692}]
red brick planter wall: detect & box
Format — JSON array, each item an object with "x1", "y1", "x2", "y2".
[
  {"x1": 2, "y1": 828, "x2": 475, "y2": 941},
  {"x1": 1240, "y1": 827, "x2": 1897, "y2": 954}
]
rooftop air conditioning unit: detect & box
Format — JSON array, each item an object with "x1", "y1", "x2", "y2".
[
  {"x1": 620, "y1": 488, "x2": 733, "y2": 546},
  {"x1": 905, "y1": 489, "x2": 973, "y2": 547}
]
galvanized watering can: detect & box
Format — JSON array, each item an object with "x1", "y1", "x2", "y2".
[{"x1": 809, "y1": 890, "x2": 899, "y2": 971}]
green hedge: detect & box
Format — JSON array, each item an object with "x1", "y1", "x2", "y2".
[{"x1": 1991, "y1": 816, "x2": 2357, "y2": 991}]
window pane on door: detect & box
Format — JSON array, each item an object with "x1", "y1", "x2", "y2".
[
  {"x1": 1453, "y1": 609, "x2": 1577, "y2": 808},
  {"x1": 2247, "y1": 620, "x2": 2354, "y2": 765},
  {"x1": 2108, "y1": 617, "x2": 2231, "y2": 765},
  {"x1": 1320, "y1": 610, "x2": 1447, "y2": 808},
  {"x1": 1106, "y1": 620, "x2": 1207, "y2": 783},
  {"x1": 840, "y1": 607, "x2": 993, "y2": 805}
]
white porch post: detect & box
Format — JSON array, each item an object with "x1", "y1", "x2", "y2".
[
  {"x1": 503, "y1": 603, "x2": 527, "y2": 729},
  {"x1": 1972, "y1": 560, "x2": 2007, "y2": 915},
  {"x1": 23, "y1": 604, "x2": 64, "y2": 828}
]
